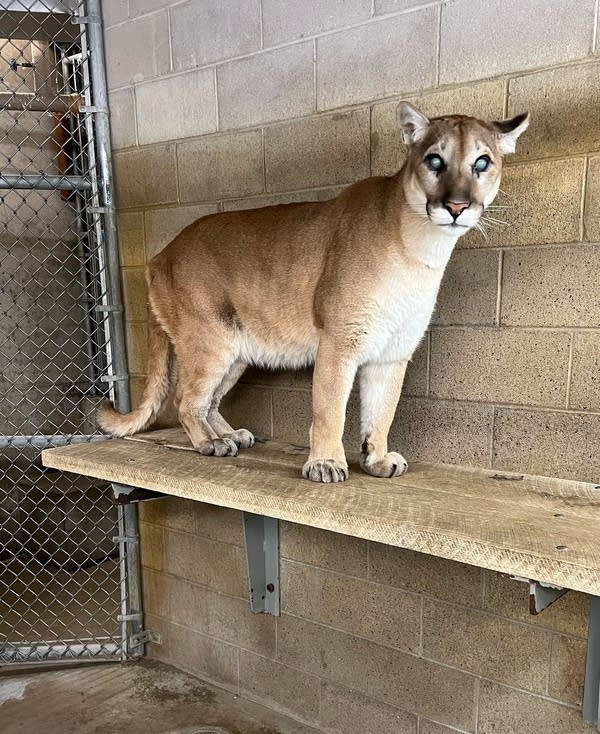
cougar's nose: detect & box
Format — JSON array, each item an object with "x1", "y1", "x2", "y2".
[{"x1": 445, "y1": 201, "x2": 470, "y2": 220}]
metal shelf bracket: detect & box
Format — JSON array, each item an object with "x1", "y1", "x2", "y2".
[{"x1": 243, "y1": 513, "x2": 280, "y2": 616}]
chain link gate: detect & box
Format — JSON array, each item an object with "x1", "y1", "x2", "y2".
[{"x1": 0, "y1": 0, "x2": 141, "y2": 664}]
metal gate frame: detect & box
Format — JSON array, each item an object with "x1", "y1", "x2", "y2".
[{"x1": 0, "y1": 0, "x2": 141, "y2": 665}]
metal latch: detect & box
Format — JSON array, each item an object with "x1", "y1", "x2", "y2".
[{"x1": 129, "y1": 630, "x2": 161, "y2": 648}]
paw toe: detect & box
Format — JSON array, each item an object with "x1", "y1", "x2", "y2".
[
  {"x1": 302, "y1": 459, "x2": 348, "y2": 483},
  {"x1": 362, "y1": 451, "x2": 408, "y2": 478},
  {"x1": 197, "y1": 438, "x2": 239, "y2": 457},
  {"x1": 227, "y1": 429, "x2": 255, "y2": 449}
]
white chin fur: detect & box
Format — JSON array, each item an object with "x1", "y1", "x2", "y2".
[{"x1": 435, "y1": 223, "x2": 470, "y2": 237}]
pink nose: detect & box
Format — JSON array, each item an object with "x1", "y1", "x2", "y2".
[{"x1": 445, "y1": 201, "x2": 470, "y2": 219}]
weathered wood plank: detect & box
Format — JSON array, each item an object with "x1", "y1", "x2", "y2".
[{"x1": 42, "y1": 429, "x2": 600, "y2": 596}]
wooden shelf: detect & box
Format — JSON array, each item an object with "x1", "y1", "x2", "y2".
[{"x1": 42, "y1": 427, "x2": 600, "y2": 596}]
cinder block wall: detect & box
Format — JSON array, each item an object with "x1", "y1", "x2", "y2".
[{"x1": 104, "y1": 2, "x2": 598, "y2": 731}]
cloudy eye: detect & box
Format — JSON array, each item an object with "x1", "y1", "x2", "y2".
[
  {"x1": 425, "y1": 154, "x2": 444, "y2": 173},
  {"x1": 474, "y1": 155, "x2": 491, "y2": 173}
]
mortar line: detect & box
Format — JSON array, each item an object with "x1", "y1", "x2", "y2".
[
  {"x1": 593, "y1": 0, "x2": 599, "y2": 52},
  {"x1": 130, "y1": 85, "x2": 139, "y2": 148},
  {"x1": 545, "y1": 632, "x2": 554, "y2": 696},
  {"x1": 495, "y1": 249, "x2": 504, "y2": 326},
  {"x1": 112, "y1": 98, "x2": 588, "y2": 162},
  {"x1": 435, "y1": 0, "x2": 442, "y2": 86},
  {"x1": 213, "y1": 65, "x2": 220, "y2": 132},
  {"x1": 418, "y1": 594, "x2": 424, "y2": 656},
  {"x1": 368, "y1": 104, "x2": 373, "y2": 174},
  {"x1": 502, "y1": 77, "x2": 510, "y2": 118},
  {"x1": 106, "y1": 35, "x2": 600, "y2": 106},
  {"x1": 565, "y1": 332, "x2": 575, "y2": 410},
  {"x1": 425, "y1": 329, "x2": 432, "y2": 396},
  {"x1": 473, "y1": 677, "x2": 481, "y2": 733},
  {"x1": 105, "y1": 0, "x2": 440, "y2": 38},
  {"x1": 279, "y1": 558, "x2": 590, "y2": 639},
  {"x1": 579, "y1": 155, "x2": 589, "y2": 241},
  {"x1": 258, "y1": 0, "x2": 264, "y2": 49},
  {"x1": 261, "y1": 127, "x2": 267, "y2": 193},
  {"x1": 259, "y1": 378, "x2": 600, "y2": 414},
  {"x1": 166, "y1": 6, "x2": 174, "y2": 73},
  {"x1": 269, "y1": 387, "x2": 275, "y2": 439},
  {"x1": 313, "y1": 38, "x2": 318, "y2": 112},
  {"x1": 480, "y1": 568, "x2": 487, "y2": 608},
  {"x1": 190, "y1": 609, "x2": 588, "y2": 711},
  {"x1": 489, "y1": 406, "x2": 496, "y2": 469},
  {"x1": 173, "y1": 138, "x2": 181, "y2": 204}
]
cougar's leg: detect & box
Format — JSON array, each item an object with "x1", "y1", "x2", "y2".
[
  {"x1": 302, "y1": 336, "x2": 356, "y2": 483},
  {"x1": 173, "y1": 325, "x2": 239, "y2": 457},
  {"x1": 359, "y1": 360, "x2": 408, "y2": 478},
  {"x1": 206, "y1": 361, "x2": 255, "y2": 449}
]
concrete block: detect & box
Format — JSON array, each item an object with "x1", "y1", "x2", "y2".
[
  {"x1": 501, "y1": 245, "x2": 600, "y2": 328},
  {"x1": 570, "y1": 332, "x2": 600, "y2": 411},
  {"x1": 493, "y1": 407, "x2": 600, "y2": 483},
  {"x1": 440, "y1": 0, "x2": 595, "y2": 85},
  {"x1": 429, "y1": 327, "x2": 570, "y2": 407},
  {"x1": 104, "y1": 13, "x2": 170, "y2": 90},
  {"x1": 281, "y1": 560, "x2": 421, "y2": 651},
  {"x1": 135, "y1": 68, "x2": 217, "y2": 145},
  {"x1": 114, "y1": 144, "x2": 177, "y2": 208},
  {"x1": 108, "y1": 87, "x2": 136, "y2": 149},
  {"x1": 508, "y1": 62, "x2": 600, "y2": 159},
  {"x1": 265, "y1": 110, "x2": 370, "y2": 191},
  {"x1": 217, "y1": 43, "x2": 314, "y2": 129},
  {"x1": 317, "y1": 8, "x2": 437, "y2": 110},
  {"x1": 262, "y1": 0, "x2": 370, "y2": 45},
  {"x1": 177, "y1": 130, "x2": 264, "y2": 202},
  {"x1": 171, "y1": 0, "x2": 261, "y2": 70}
]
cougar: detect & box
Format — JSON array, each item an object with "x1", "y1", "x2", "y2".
[{"x1": 99, "y1": 102, "x2": 528, "y2": 483}]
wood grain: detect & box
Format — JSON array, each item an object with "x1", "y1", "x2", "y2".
[{"x1": 42, "y1": 428, "x2": 600, "y2": 595}]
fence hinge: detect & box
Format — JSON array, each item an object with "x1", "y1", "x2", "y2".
[
  {"x1": 113, "y1": 535, "x2": 139, "y2": 545},
  {"x1": 117, "y1": 613, "x2": 142, "y2": 622},
  {"x1": 95, "y1": 304, "x2": 123, "y2": 313},
  {"x1": 101, "y1": 374, "x2": 128, "y2": 382},
  {"x1": 129, "y1": 630, "x2": 161, "y2": 648},
  {"x1": 71, "y1": 13, "x2": 101, "y2": 25}
]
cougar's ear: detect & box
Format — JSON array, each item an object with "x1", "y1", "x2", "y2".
[
  {"x1": 397, "y1": 101, "x2": 430, "y2": 146},
  {"x1": 492, "y1": 112, "x2": 530, "y2": 155}
]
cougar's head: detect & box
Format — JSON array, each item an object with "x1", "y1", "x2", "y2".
[{"x1": 397, "y1": 102, "x2": 529, "y2": 236}]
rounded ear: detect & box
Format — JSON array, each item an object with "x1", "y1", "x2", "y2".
[
  {"x1": 397, "y1": 101, "x2": 430, "y2": 146},
  {"x1": 492, "y1": 112, "x2": 530, "y2": 155}
]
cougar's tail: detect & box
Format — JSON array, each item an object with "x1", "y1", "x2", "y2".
[{"x1": 97, "y1": 309, "x2": 171, "y2": 437}]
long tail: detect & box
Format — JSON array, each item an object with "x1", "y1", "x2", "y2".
[{"x1": 97, "y1": 309, "x2": 171, "y2": 437}]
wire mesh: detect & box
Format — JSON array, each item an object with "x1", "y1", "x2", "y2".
[{"x1": 0, "y1": 0, "x2": 132, "y2": 663}]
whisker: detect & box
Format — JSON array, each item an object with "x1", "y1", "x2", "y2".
[
  {"x1": 480, "y1": 216, "x2": 507, "y2": 226},
  {"x1": 474, "y1": 221, "x2": 488, "y2": 241}
]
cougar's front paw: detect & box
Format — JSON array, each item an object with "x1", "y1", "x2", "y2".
[
  {"x1": 302, "y1": 458, "x2": 349, "y2": 483},
  {"x1": 224, "y1": 428, "x2": 255, "y2": 449},
  {"x1": 360, "y1": 451, "x2": 408, "y2": 478},
  {"x1": 197, "y1": 437, "x2": 239, "y2": 457}
]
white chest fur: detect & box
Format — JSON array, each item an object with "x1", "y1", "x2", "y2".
[{"x1": 361, "y1": 223, "x2": 458, "y2": 365}]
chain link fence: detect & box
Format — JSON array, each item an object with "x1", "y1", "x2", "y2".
[{"x1": 0, "y1": 0, "x2": 138, "y2": 664}]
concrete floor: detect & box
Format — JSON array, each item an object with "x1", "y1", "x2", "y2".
[{"x1": 0, "y1": 659, "x2": 319, "y2": 734}]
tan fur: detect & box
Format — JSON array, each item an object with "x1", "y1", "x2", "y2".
[{"x1": 98, "y1": 104, "x2": 528, "y2": 482}]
